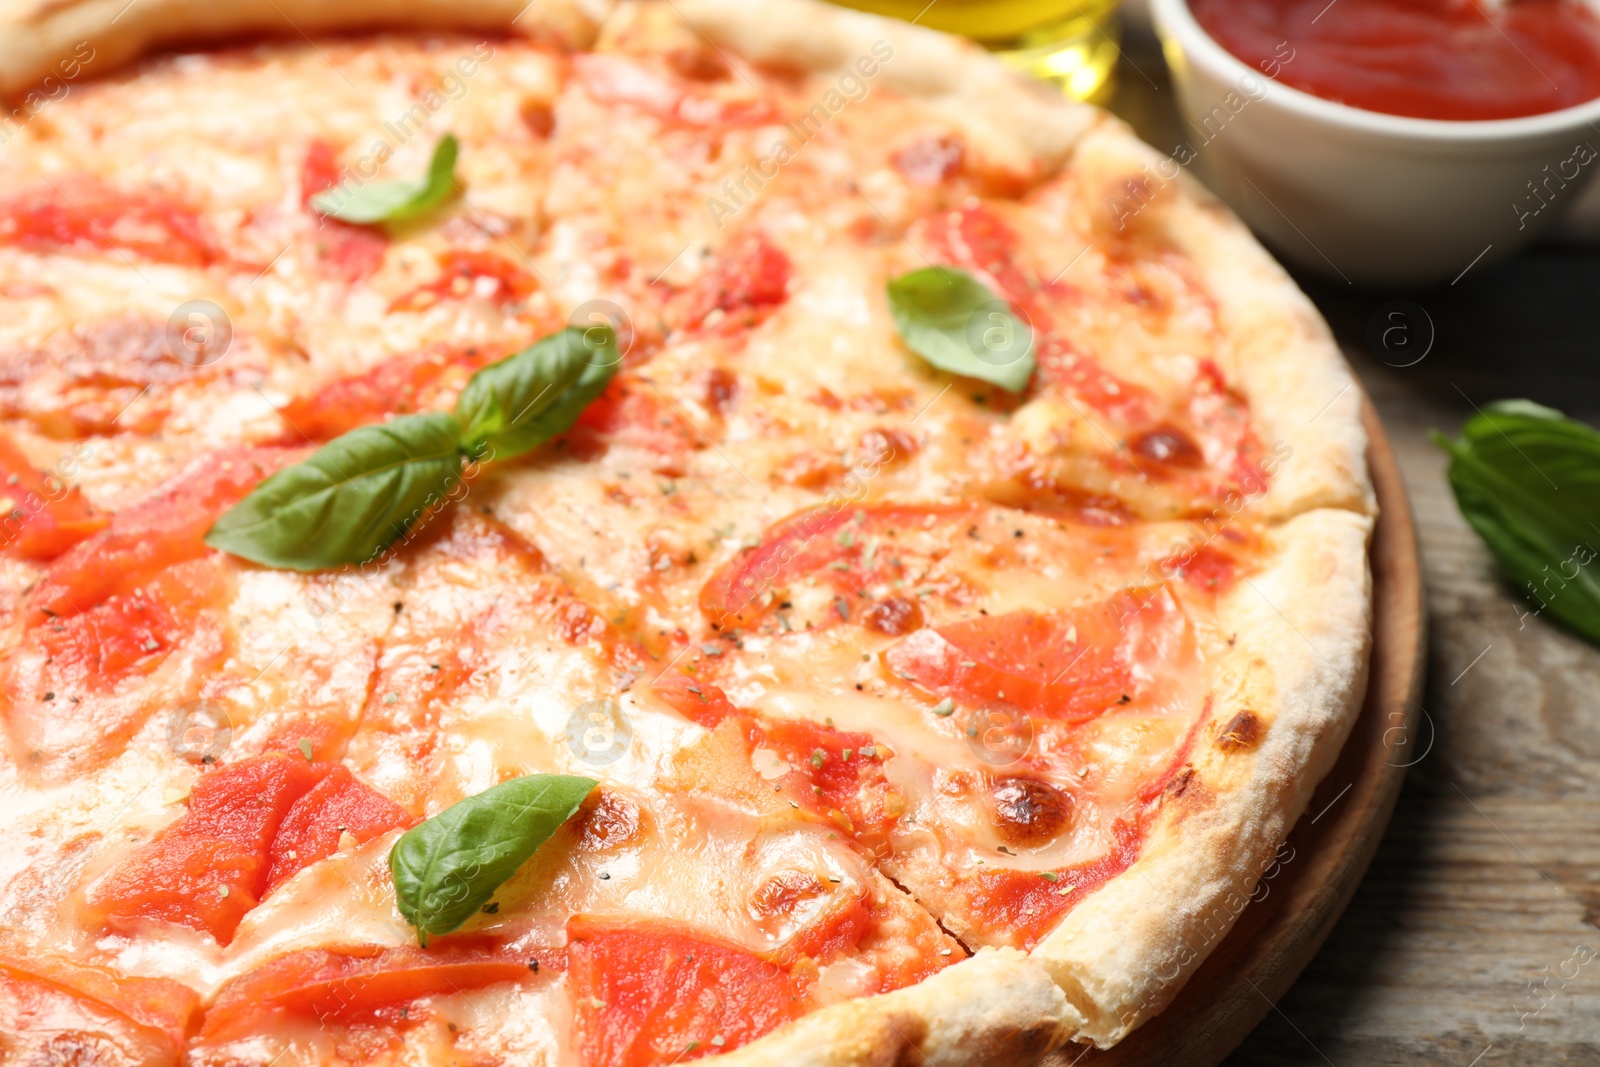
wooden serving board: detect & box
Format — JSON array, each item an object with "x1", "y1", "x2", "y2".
[{"x1": 1060, "y1": 398, "x2": 1427, "y2": 1066}]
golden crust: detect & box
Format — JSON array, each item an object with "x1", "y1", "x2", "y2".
[
  {"x1": 0, "y1": 0, "x2": 609, "y2": 99},
  {"x1": 1062, "y1": 118, "x2": 1373, "y2": 520},
  {"x1": 1031, "y1": 507, "x2": 1373, "y2": 1046},
  {"x1": 716, "y1": 949, "x2": 1082, "y2": 1067},
  {"x1": 0, "y1": 0, "x2": 1375, "y2": 1060}
]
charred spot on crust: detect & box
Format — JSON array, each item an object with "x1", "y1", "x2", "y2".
[
  {"x1": 864, "y1": 596, "x2": 924, "y2": 637},
  {"x1": 990, "y1": 776, "x2": 1071, "y2": 846},
  {"x1": 1216, "y1": 710, "x2": 1264, "y2": 752},
  {"x1": 1131, "y1": 423, "x2": 1204, "y2": 469},
  {"x1": 883, "y1": 1012, "x2": 931, "y2": 1067},
  {"x1": 1164, "y1": 767, "x2": 1196, "y2": 799}
]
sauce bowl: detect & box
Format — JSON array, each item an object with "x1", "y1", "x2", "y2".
[{"x1": 1150, "y1": 0, "x2": 1600, "y2": 286}]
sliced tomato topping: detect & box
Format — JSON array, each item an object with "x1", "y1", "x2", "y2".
[
  {"x1": 919, "y1": 204, "x2": 1158, "y2": 423},
  {"x1": 770, "y1": 879, "x2": 872, "y2": 965},
  {"x1": 650, "y1": 674, "x2": 743, "y2": 731},
  {"x1": 1032, "y1": 335, "x2": 1158, "y2": 426},
  {"x1": 0, "y1": 964, "x2": 186, "y2": 1066},
  {"x1": 568, "y1": 374, "x2": 699, "y2": 475},
  {"x1": 0, "y1": 953, "x2": 200, "y2": 1047},
  {"x1": 963, "y1": 817, "x2": 1144, "y2": 948},
  {"x1": 678, "y1": 232, "x2": 790, "y2": 333},
  {"x1": 1, "y1": 558, "x2": 231, "y2": 776},
  {"x1": 0, "y1": 180, "x2": 216, "y2": 266},
  {"x1": 0, "y1": 433, "x2": 106, "y2": 559},
  {"x1": 301, "y1": 139, "x2": 389, "y2": 283},
  {"x1": 922, "y1": 203, "x2": 1035, "y2": 313},
  {"x1": 698, "y1": 502, "x2": 978, "y2": 629},
  {"x1": 201, "y1": 939, "x2": 539, "y2": 1042},
  {"x1": 1162, "y1": 543, "x2": 1238, "y2": 593},
  {"x1": 29, "y1": 558, "x2": 229, "y2": 690},
  {"x1": 92, "y1": 754, "x2": 409, "y2": 944},
  {"x1": 27, "y1": 446, "x2": 300, "y2": 621},
  {"x1": 649, "y1": 677, "x2": 901, "y2": 849},
  {"x1": 390, "y1": 250, "x2": 537, "y2": 312},
  {"x1": 884, "y1": 589, "x2": 1183, "y2": 723},
  {"x1": 278, "y1": 347, "x2": 493, "y2": 441},
  {"x1": 566, "y1": 917, "x2": 802, "y2": 1067},
  {"x1": 759, "y1": 718, "x2": 900, "y2": 847},
  {"x1": 264, "y1": 766, "x2": 417, "y2": 895}
]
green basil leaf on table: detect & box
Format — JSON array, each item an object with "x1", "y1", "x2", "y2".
[
  {"x1": 886, "y1": 266, "x2": 1035, "y2": 393},
  {"x1": 389, "y1": 773, "x2": 597, "y2": 945},
  {"x1": 204, "y1": 412, "x2": 464, "y2": 571},
  {"x1": 1433, "y1": 399, "x2": 1600, "y2": 644},
  {"x1": 310, "y1": 134, "x2": 460, "y2": 226},
  {"x1": 456, "y1": 325, "x2": 622, "y2": 459}
]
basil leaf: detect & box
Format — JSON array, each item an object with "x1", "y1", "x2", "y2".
[
  {"x1": 455, "y1": 325, "x2": 622, "y2": 460},
  {"x1": 886, "y1": 266, "x2": 1035, "y2": 393},
  {"x1": 205, "y1": 412, "x2": 464, "y2": 571},
  {"x1": 389, "y1": 773, "x2": 597, "y2": 945},
  {"x1": 310, "y1": 134, "x2": 460, "y2": 226},
  {"x1": 1434, "y1": 400, "x2": 1600, "y2": 644}
]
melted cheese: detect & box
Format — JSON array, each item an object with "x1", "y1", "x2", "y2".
[{"x1": 0, "y1": 26, "x2": 1276, "y2": 1062}]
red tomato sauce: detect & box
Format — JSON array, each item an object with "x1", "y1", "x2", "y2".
[{"x1": 1192, "y1": 0, "x2": 1600, "y2": 120}]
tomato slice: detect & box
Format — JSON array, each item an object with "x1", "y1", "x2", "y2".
[
  {"x1": 566, "y1": 917, "x2": 802, "y2": 1067},
  {"x1": 0, "y1": 433, "x2": 106, "y2": 559},
  {"x1": 0, "y1": 964, "x2": 184, "y2": 1067},
  {"x1": 301, "y1": 139, "x2": 389, "y2": 283},
  {"x1": 649, "y1": 674, "x2": 743, "y2": 730},
  {"x1": 201, "y1": 940, "x2": 539, "y2": 1042},
  {"x1": 92, "y1": 754, "x2": 408, "y2": 944},
  {"x1": 389, "y1": 250, "x2": 537, "y2": 312},
  {"x1": 698, "y1": 502, "x2": 978, "y2": 630},
  {"x1": 0, "y1": 180, "x2": 216, "y2": 266},
  {"x1": 758, "y1": 718, "x2": 900, "y2": 846},
  {"x1": 277, "y1": 347, "x2": 493, "y2": 441},
  {"x1": 920, "y1": 204, "x2": 1157, "y2": 423},
  {"x1": 0, "y1": 953, "x2": 200, "y2": 1047},
  {"x1": 921, "y1": 204, "x2": 1035, "y2": 314},
  {"x1": 568, "y1": 374, "x2": 699, "y2": 476},
  {"x1": 28, "y1": 558, "x2": 229, "y2": 688},
  {"x1": 27, "y1": 446, "x2": 299, "y2": 621},
  {"x1": 263, "y1": 766, "x2": 417, "y2": 895},
  {"x1": 678, "y1": 232, "x2": 790, "y2": 333},
  {"x1": 1, "y1": 558, "x2": 233, "y2": 777},
  {"x1": 883, "y1": 589, "x2": 1183, "y2": 722}
]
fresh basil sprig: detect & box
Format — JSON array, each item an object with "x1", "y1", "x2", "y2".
[
  {"x1": 1434, "y1": 400, "x2": 1600, "y2": 644},
  {"x1": 311, "y1": 134, "x2": 460, "y2": 226},
  {"x1": 206, "y1": 413, "x2": 462, "y2": 572},
  {"x1": 389, "y1": 773, "x2": 596, "y2": 945},
  {"x1": 886, "y1": 266, "x2": 1035, "y2": 393},
  {"x1": 457, "y1": 324, "x2": 622, "y2": 459},
  {"x1": 206, "y1": 325, "x2": 620, "y2": 570}
]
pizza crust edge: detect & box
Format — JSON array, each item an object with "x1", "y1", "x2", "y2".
[
  {"x1": 0, "y1": 0, "x2": 610, "y2": 98},
  {"x1": 1032, "y1": 507, "x2": 1374, "y2": 1046},
  {"x1": 0, "y1": 0, "x2": 1376, "y2": 1060}
]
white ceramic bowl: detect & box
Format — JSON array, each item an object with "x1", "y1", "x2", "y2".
[{"x1": 1151, "y1": 0, "x2": 1600, "y2": 286}]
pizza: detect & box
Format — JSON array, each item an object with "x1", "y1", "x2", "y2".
[{"x1": 0, "y1": 1, "x2": 1374, "y2": 1065}]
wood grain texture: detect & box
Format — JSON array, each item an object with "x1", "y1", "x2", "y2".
[{"x1": 1109, "y1": 33, "x2": 1600, "y2": 1067}]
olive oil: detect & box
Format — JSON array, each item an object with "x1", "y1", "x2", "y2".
[{"x1": 828, "y1": 0, "x2": 1121, "y2": 101}]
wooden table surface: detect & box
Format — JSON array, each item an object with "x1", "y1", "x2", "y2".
[{"x1": 1105, "y1": 36, "x2": 1600, "y2": 1067}]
